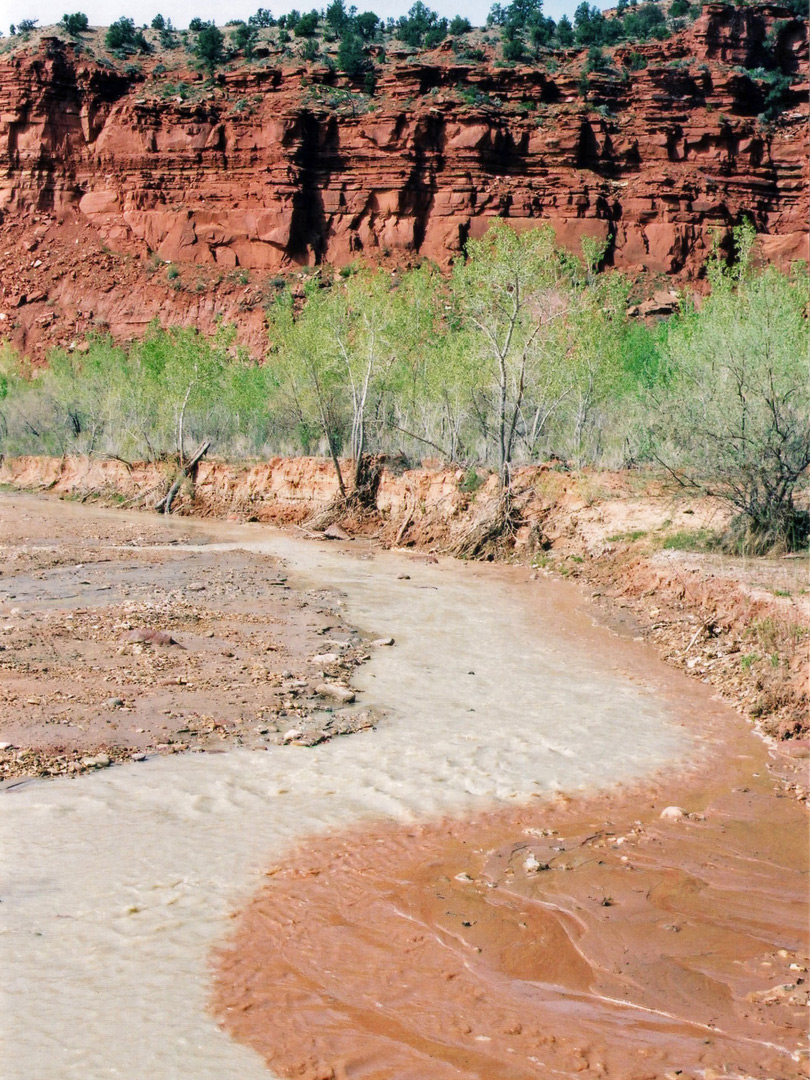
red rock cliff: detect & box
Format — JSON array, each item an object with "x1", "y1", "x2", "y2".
[{"x1": 0, "y1": 3, "x2": 807, "y2": 356}]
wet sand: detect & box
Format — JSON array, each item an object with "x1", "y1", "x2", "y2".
[{"x1": 215, "y1": 736, "x2": 809, "y2": 1080}]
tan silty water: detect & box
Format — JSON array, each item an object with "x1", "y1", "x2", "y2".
[{"x1": 1, "y1": 528, "x2": 704, "y2": 1079}]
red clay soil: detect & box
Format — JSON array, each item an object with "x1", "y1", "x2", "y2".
[{"x1": 213, "y1": 724, "x2": 809, "y2": 1080}]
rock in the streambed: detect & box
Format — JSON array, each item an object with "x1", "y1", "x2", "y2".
[
  {"x1": 82, "y1": 753, "x2": 111, "y2": 768},
  {"x1": 397, "y1": 573, "x2": 411, "y2": 580},
  {"x1": 0, "y1": 741, "x2": 14, "y2": 751},
  {"x1": 324, "y1": 523, "x2": 351, "y2": 540},
  {"x1": 311, "y1": 652, "x2": 340, "y2": 665},
  {"x1": 282, "y1": 729, "x2": 303, "y2": 743},
  {"x1": 187, "y1": 581, "x2": 206, "y2": 592},
  {"x1": 122, "y1": 629, "x2": 185, "y2": 648},
  {"x1": 372, "y1": 637, "x2": 395, "y2": 647},
  {"x1": 316, "y1": 683, "x2": 356, "y2": 704},
  {"x1": 660, "y1": 805, "x2": 688, "y2": 821},
  {"x1": 105, "y1": 697, "x2": 124, "y2": 709}
]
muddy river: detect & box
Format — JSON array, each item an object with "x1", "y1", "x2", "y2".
[{"x1": 1, "y1": 506, "x2": 806, "y2": 1079}]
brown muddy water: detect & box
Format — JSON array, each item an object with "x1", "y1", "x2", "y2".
[{"x1": 1, "y1": 504, "x2": 807, "y2": 1079}]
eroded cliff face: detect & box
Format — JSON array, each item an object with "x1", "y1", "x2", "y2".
[{"x1": 0, "y1": 3, "x2": 807, "y2": 356}]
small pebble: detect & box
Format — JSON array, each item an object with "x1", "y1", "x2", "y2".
[
  {"x1": 105, "y1": 697, "x2": 124, "y2": 709},
  {"x1": 660, "y1": 805, "x2": 688, "y2": 821}
]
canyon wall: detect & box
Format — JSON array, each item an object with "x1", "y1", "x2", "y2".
[{"x1": 0, "y1": 3, "x2": 807, "y2": 355}]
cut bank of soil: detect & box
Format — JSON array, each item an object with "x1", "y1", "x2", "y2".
[{"x1": 0, "y1": 493, "x2": 376, "y2": 781}]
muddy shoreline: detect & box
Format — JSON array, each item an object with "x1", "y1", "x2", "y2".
[{"x1": 1, "y1": 483, "x2": 808, "y2": 1080}]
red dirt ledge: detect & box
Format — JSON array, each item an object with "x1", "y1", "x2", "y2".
[{"x1": 2, "y1": 454, "x2": 807, "y2": 752}]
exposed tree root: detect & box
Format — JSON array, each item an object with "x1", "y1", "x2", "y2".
[
  {"x1": 304, "y1": 455, "x2": 383, "y2": 532},
  {"x1": 447, "y1": 490, "x2": 520, "y2": 559}
]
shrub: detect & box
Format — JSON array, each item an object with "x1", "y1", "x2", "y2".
[
  {"x1": 61, "y1": 12, "x2": 89, "y2": 35},
  {"x1": 248, "y1": 8, "x2": 275, "y2": 28},
  {"x1": 337, "y1": 31, "x2": 368, "y2": 78},
  {"x1": 449, "y1": 16, "x2": 472, "y2": 35},
  {"x1": 231, "y1": 21, "x2": 258, "y2": 56},
  {"x1": 294, "y1": 10, "x2": 319, "y2": 37},
  {"x1": 194, "y1": 23, "x2": 225, "y2": 71}
]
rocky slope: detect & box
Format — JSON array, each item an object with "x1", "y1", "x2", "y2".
[{"x1": 0, "y1": 3, "x2": 807, "y2": 356}]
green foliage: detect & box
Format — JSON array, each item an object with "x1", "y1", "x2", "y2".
[
  {"x1": 624, "y1": 50, "x2": 647, "y2": 70},
  {"x1": 449, "y1": 16, "x2": 472, "y2": 35},
  {"x1": 555, "y1": 15, "x2": 574, "y2": 46},
  {"x1": 660, "y1": 528, "x2": 722, "y2": 551},
  {"x1": 354, "y1": 11, "x2": 381, "y2": 39},
  {"x1": 248, "y1": 8, "x2": 275, "y2": 28},
  {"x1": 106, "y1": 16, "x2": 150, "y2": 54},
  {"x1": 294, "y1": 10, "x2": 319, "y2": 37},
  {"x1": 61, "y1": 12, "x2": 89, "y2": 35},
  {"x1": 337, "y1": 31, "x2": 369, "y2": 78},
  {"x1": 194, "y1": 23, "x2": 225, "y2": 71},
  {"x1": 3, "y1": 224, "x2": 806, "y2": 541},
  {"x1": 652, "y1": 224, "x2": 810, "y2": 552},
  {"x1": 396, "y1": 2, "x2": 446, "y2": 48},
  {"x1": 622, "y1": 1, "x2": 667, "y2": 40},
  {"x1": 459, "y1": 467, "x2": 485, "y2": 493},
  {"x1": 231, "y1": 21, "x2": 258, "y2": 57},
  {"x1": 151, "y1": 13, "x2": 165, "y2": 29}
]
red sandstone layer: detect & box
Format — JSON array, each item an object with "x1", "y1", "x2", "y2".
[{"x1": 0, "y1": 4, "x2": 807, "y2": 356}]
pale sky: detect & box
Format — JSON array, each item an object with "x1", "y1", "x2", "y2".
[{"x1": 4, "y1": 0, "x2": 609, "y2": 37}]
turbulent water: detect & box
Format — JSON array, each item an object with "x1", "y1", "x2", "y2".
[{"x1": 2, "y1": 530, "x2": 695, "y2": 1079}]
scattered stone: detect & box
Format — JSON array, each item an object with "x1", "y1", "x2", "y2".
[
  {"x1": 282, "y1": 728, "x2": 303, "y2": 743},
  {"x1": 131, "y1": 752, "x2": 147, "y2": 762},
  {"x1": 105, "y1": 697, "x2": 124, "y2": 708},
  {"x1": 324, "y1": 523, "x2": 351, "y2": 541},
  {"x1": 82, "y1": 753, "x2": 111, "y2": 768},
  {"x1": 372, "y1": 637, "x2": 395, "y2": 647},
  {"x1": 0, "y1": 741, "x2": 14, "y2": 751},
  {"x1": 316, "y1": 683, "x2": 356, "y2": 704},
  {"x1": 659, "y1": 805, "x2": 688, "y2": 821},
  {"x1": 311, "y1": 652, "x2": 340, "y2": 665},
  {"x1": 397, "y1": 573, "x2": 411, "y2": 580},
  {"x1": 523, "y1": 854, "x2": 549, "y2": 872},
  {"x1": 187, "y1": 581, "x2": 206, "y2": 592}
]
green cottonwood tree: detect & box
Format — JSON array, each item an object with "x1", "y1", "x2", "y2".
[
  {"x1": 451, "y1": 222, "x2": 577, "y2": 487},
  {"x1": 656, "y1": 226, "x2": 810, "y2": 552}
]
